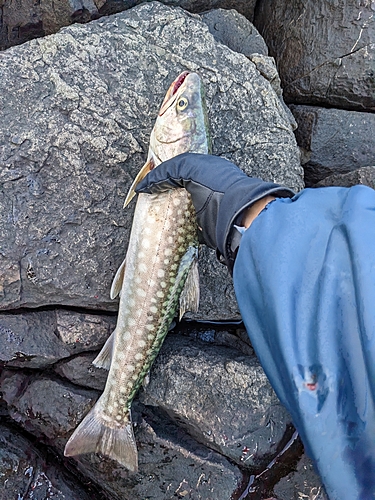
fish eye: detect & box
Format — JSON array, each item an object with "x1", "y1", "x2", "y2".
[{"x1": 176, "y1": 97, "x2": 188, "y2": 111}]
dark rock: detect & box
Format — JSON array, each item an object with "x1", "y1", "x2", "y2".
[
  {"x1": 0, "y1": 423, "x2": 92, "y2": 500},
  {"x1": 0, "y1": 370, "x2": 99, "y2": 450},
  {"x1": 289, "y1": 105, "x2": 375, "y2": 186},
  {"x1": 140, "y1": 334, "x2": 293, "y2": 469},
  {"x1": 0, "y1": 0, "x2": 258, "y2": 51},
  {"x1": 315, "y1": 166, "x2": 375, "y2": 189},
  {"x1": 0, "y1": 310, "x2": 69, "y2": 369},
  {"x1": 0, "y1": 309, "x2": 115, "y2": 369},
  {"x1": 0, "y1": 2, "x2": 303, "y2": 319},
  {"x1": 0, "y1": 370, "x2": 242, "y2": 498},
  {"x1": 254, "y1": 0, "x2": 375, "y2": 111},
  {"x1": 273, "y1": 453, "x2": 327, "y2": 500},
  {"x1": 55, "y1": 309, "x2": 116, "y2": 354},
  {"x1": 201, "y1": 8, "x2": 268, "y2": 57},
  {"x1": 55, "y1": 352, "x2": 108, "y2": 391}
]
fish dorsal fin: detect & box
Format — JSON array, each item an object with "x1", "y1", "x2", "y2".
[
  {"x1": 123, "y1": 157, "x2": 156, "y2": 208},
  {"x1": 92, "y1": 330, "x2": 115, "y2": 370},
  {"x1": 179, "y1": 253, "x2": 200, "y2": 320},
  {"x1": 110, "y1": 258, "x2": 126, "y2": 300}
]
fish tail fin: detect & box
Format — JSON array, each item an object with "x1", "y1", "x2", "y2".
[{"x1": 64, "y1": 404, "x2": 138, "y2": 472}]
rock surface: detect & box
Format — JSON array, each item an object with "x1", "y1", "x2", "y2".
[
  {"x1": 315, "y1": 166, "x2": 375, "y2": 189},
  {"x1": 0, "y1": 3, "x2": 303, "y2": 318},
  {"x1": 0, "y1": 423, "x2": 94, "y2": 500},
  {"x1": 290, "y1": 105, "x2": 375, "y2": 186},
  {"x1": 0, "y1": 0, "x2": 258, "y2": 50},
  {"x1": 140, "y1": 334, "x2": 293, "y2": 469},
  {"x1": 0, "y1": 309, "x2": 116, "y2": 369},
  {"x1": 254, "y1": 0, "x2": 375, "y2": 111}
]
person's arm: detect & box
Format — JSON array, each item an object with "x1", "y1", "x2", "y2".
[{"x1": 136, "y1": 152, "x2": 294, "y2": 273}]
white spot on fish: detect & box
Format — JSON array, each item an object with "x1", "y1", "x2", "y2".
[
  {"x1": 138, "y1": 263, "x2": 147, "y2": 273},
  {"x1": 150, "y1": 306, "x2": 158, "y2": 314},
  {"x1": 135, "y1": 353, "x2": 143, "y2": 361},
  {"x1": 178, "y1": 236, "x2": 184, "y2": 243},
  {"x1": 151, "y1": 297, "x2": 157, "y2": 303},
  {"x1": 127, "y1": 364, "x2": 135, "y2": 372},
  {"x1": 146, "y1": 325, "x2": 155, "y2": 332},
  {"x1": 157, "y1": 269, "x2": 165, "y2": 278},
  {"x1": 156, "y1": 291, "x2": 164, "y2": 298},
  {"x1": 144, "y1": 227, "x2": 152, "y2": 235},
  {"x1": 164, "y1": 248, "x2": 172, "y2": 256},
  {"x1": 171, "y1": 263, "x2": 178, "y2": 270},
  {"x1": 108, "y1": 406, "x2": 113, "y2": 414},
  {"x1": 119, "y1": 398, "x2": 125, "y2": 405},
  {"x1": 116, "y1": 415, "x2": 122, "y2": 421},
  {"x1": 132, "y1": 374, "x2": 138, "y2": 381},
  {"x1": 134, "y1": 276, "x2": 142, "y2": 284},
  {"x1": 147, "y1": 333, "x2": 154, "y2": 340},
  {"x1": 142, "y1": 239, "x2": 151, "y2": 249},
  {"x1": 114, "y1": 401, "x2": 119, "y2": 408},
  {"x1": 137, "y1": 288, "x2": 147, "y2": 297},
  {"x1": 138, "y1": 340, "x2": 146, "y2": 348},
  {"x1": 168, "y1": 236, "x2": 174, "y2": 244},
  {"x1": 173, "y1": 198, "x2": 181, "y2": 206},
  {"x1": 128, "y1": 317, "x2": 136, "y2": 326},
  {"x1": 138, "y1": 251, "x2": 145, "y2": 258},
  {"x1": 164, "y1": 259, "x2": 170, "y2": 265},
  {"x1": 160, "y1": 282, "x2": 167, "y2": 288}
]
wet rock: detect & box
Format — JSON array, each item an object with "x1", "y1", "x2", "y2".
[
  {"x1": 289, "y1": 105, "x2": 375, "y2": 186},
  {"x1": 0, "y1": 309, "x2": 115, "y2": 369},
  {"x1": 273, "y1": 453, "x2": 328, "y2": 500},
  {"x1": 315, "y1": 166, "x2": 375, "y2": 189},
  {"x1": 0, "y1": 370, "x2": 242, "y2": 499},
  {"x1": 55, "y1": 352, "x2": 108, "y2": 391},
  {"x1": 140, "y1": 334, "x2": 293, "y2": 469},
  {"x1": 0, "y1": 2, "x2": 303, "y2": 319},
  {"x1": 0, "y1": 370, "x2": 99, "y2": 450},
  {"x1": 254, "y1": 0, "x2": 375, "y2": 111},
  {"x1": 0, "y1": 0, "x2": 258, "y2": 51},
  {"x1": 0, "y1": 423, "x2": 93, "y2": 499}
]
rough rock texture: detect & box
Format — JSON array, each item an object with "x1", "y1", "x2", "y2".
[
  {"x1": 0, "y1": 3, "x2": 303, "y2": 318},
  {"x1": 315, "y1": 166, "x2": 375, "y2": 189},
  {"x1": 140, "y1": 334, "x2": 293, "y2": 469},
  {"x1": 0, "y1": 424, "x2": 93, "y2": 500},
  {"x1": 0, "y1": 309, "x2": 116, "y2": 369},
  {"x1": 273, "y1": 453, "x2": 328, "y2": 500},
  {"x1": 254, "y1": 0, "x2": 375, "y2": 111},
  {"x1": 0, "y1": 369, "x2": 243, "y2": 499},
  {"x1": 289, "y1": 105, "x2": 375, "y2": 186},
  {"x1": 0, "y1": 0, "x2": 257, "y2": 50}
]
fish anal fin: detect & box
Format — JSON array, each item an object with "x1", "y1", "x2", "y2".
[
  {"x1": 64, "y1": 404, "x2": 138, "y2": 472},
  {"x1": 110, "y1": 258, "x2": 126, "y2": 300},
  {"x1": 179, "y1": 253, "x2": 200, "y2": 320},
  {"x1": 124, "y1": 157, "x2": 155, "y2": 208},
  {"x1": 92, "y1": 330, "x2": 115, "y2": 370}
]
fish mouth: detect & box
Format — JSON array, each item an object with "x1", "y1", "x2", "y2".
[{"x1": 158, "y1": 71, "x2": 190, "y2": 116}]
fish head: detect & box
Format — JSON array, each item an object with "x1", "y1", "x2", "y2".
[
  {"x1": 123, "y1": 71, "x2": 211, "y2": 208},
  {"x1": 150, "y1": 71, "x2": 211, "y2": 164}
]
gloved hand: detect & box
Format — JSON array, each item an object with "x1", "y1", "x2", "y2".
[{"x1": 136, "y1": 153, "x2": 294, "y2": 273}]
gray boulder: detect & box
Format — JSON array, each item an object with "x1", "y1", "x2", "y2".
[
  {"x1": 0, "y1": 0, "x2": 257, "y2": 50},
  {"x1": 290, "y1": 105, "x2": 375, "y2": 186},
  {"x1": 0, "y1": 424, "x2": 93, "y2": 500},
  {"x1": 315, "y1": 166, "x2": 375, "y2": 189},
  {"x1": 254, "y1": 0, "x2": 375, "y2": 111},
  {"x1": 0, "y1": 309, "x2": 116, "y2": 369},
  {"x1": 0, "y1": 370, "x2": 242, "y2": 499},
  {"x1": 140, "y1": 334, "x2": 293, "y2": 469},
  {"x1": 0, "y1": 2, "x2": 303, "y2": 319}
]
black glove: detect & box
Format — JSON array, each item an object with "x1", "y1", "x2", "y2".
[{"x1": 135, "y1": 153, "x2": 295, "y2": 273}]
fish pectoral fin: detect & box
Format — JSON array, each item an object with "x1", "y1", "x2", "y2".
[
  {"x1": 179, "y1": 252, "x2": 200, "y2": 320},
  {"x1": 123, "y1": 157, "x2": 156, "y2": 208},
  {"x1": 92, "y1": 330, "x2": 115, "y2": 370},
  {"x1": 64, "y1": 403, "x2": 138, "y2": 472},
  {"x1": 110, "y1": 258, "x2": 126, "y2": 300}
]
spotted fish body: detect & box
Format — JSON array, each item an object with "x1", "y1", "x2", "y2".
[{"x1": 64, "y1": 72, "x2": 210, "y2": 471}]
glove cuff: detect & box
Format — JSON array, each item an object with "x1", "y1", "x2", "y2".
[{"x1": 216, "y1": 179, "x2": 295, "y2": 274}]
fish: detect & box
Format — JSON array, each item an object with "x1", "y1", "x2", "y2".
[{"x1": 64, "y1": 71, "x2": 211, "y2": 472}]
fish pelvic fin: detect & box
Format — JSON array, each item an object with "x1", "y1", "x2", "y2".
[
  {"x1": 179, "y1": 255, "x2": 200, "y2": 320},
  {"x1": 110, "y1": 257, "x2": 126, "y2": 299},
  {"x1": 92, "y1": 330, "x2": 115, "y2": 370},
  {"x1": 64, "y1": 404, "x2": 138, "y2": 472}
]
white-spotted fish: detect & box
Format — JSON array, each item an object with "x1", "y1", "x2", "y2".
[{"x1": 64, "y1": 71, "x2": 211, "y2": 471}]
